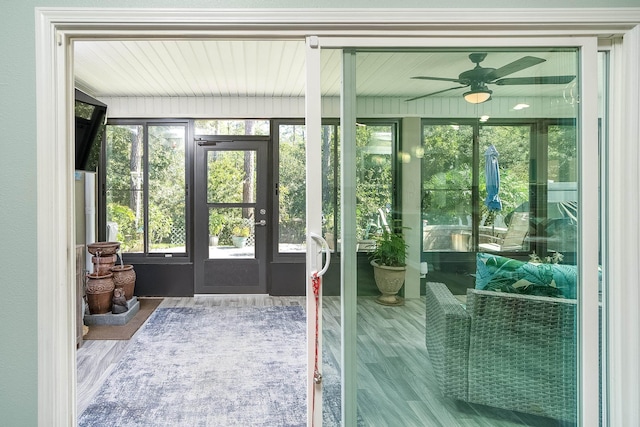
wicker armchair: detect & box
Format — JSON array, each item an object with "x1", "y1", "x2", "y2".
[{"x1": 425, "y1": 282, "x2": 577, "y2": 422}]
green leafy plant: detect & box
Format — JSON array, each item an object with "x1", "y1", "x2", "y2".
[
  {"x1": 232, "y1": 225, "x2": 250, "y2": 238},
  {"x1": 208, "y1": 211, "x2": 225, "y2": 236},
  {"x1": 369, "y1": 228, "x2": 408, "y2": 267}
]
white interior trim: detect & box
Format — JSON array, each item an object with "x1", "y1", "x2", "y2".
[
  {"x1": 304, "y1": 36, "x2": 323, "y2": 426},
  {"x1": 607, "y1": 27, "x2": 640, "y2": 427},
  {"x1": 576, "y1": 37, "x2": 600, "y2": 427},
  {"x1": 35, "y1": 8, "x2": 640, "y2": 427}
]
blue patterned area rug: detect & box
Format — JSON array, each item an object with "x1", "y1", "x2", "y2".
[{"x1": 79, "y1": 305, "x2": 330, "y2": 427}]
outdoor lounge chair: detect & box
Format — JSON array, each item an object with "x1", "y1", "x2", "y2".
[
  {"x1": 424, "y1": 281, "x2": 577, "y2": 422},
  {"x1": 478, "y1": 211, "x2": 529, "y2": 252}
]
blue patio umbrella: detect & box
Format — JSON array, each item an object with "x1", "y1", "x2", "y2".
[{"x1": 484, "y1": 144, "x2": 503, "y2": 211}]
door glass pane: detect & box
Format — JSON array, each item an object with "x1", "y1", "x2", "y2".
[
  {"x1": 148, "y1": 125, "x2": 186, "y2": 253},
  {"x1": 349, "y1": 48, "x2": 580, "y2": 426},
  {"x1": 105, "y1": 124, "x2": 144, "y2": 253},
  {"x1": 208, "y1": 207, "x2": 255, "y2": 259},
  {"x1": 207, "y1": 151, "x2": 256, "y2": 204},
  {"x1": 278, "y1": 124, "x2": 307, "y2": 253}
]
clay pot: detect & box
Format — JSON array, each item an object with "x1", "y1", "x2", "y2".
[
  {"x1": 91, "y1": 254, "x2": 117, "y2": 275},
  {"x1": 85, "y1": 273, "x2": 115, "y2": 314},
  {"x1": 87, "y1": 241, "x2": 121, "y2": 256},
  {"x1": 110, "y1": 264, "x2": 136, "y2": 301}
]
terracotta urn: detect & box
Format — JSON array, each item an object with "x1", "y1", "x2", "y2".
[
  {"x1": 91, "y1": 254, "x2": 117, "y2": 275},
  {"x1": 85, "y1": 272, "x2": 115, "y2": 314},
  {"x1": 110, "y1": 264, "x2": 136, "y2": 300},
  {"x1": 87, "y1": 241, "x2": 121, "y2": 256}
]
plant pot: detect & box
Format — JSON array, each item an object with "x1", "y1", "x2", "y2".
[
  {"x1": 209, "y1": 235, "x2": 219, "y2": 246},
  {"x1": 91, "y1": 254, "x2": 117, "y2": 275},
  {"x1": 87, "y1": 241, "x2": 121, "y2": 256},
  {"x1": 371, "y1": 260, "x2": 406, "y2": 306},
  {"x1": 232, "y1": 236, "x2": 247, "y2": 248},
  {"x1": 85, "y1": 272, "x2": 115, "y2": 314},
  {"x1": 110, "y1": 264, "x2": 136, "y2": 300}
]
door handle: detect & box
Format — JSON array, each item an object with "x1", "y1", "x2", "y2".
[
  {"x1": 309, "y1": 232, "x2": 331, "y2": 277},
  {"x1": 255, "y1": 219, "x2": 267, "y2": 226}
]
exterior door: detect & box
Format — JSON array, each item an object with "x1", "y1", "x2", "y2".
[{"x1": 194, "y1": 136, "x2": 269, "y2": 294}]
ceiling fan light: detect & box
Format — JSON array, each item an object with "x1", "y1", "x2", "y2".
[{"x1": 463, "y1": 88, "x2": 492, "y2": 104}]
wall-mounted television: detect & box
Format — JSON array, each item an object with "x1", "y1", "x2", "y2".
[{"x1": 75, "y1": 89, "x2": 107, "y2": 171}]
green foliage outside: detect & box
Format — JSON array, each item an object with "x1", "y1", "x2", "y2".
[
  {"x1": 422, "y1": 124, "x2": 530, "y2": 226},
  {"x1": 104, "y1": 120, "x2": 576, "y2": 254},
  {"x1": 107, "y1": 202, "x2": 141, "y2": 252},
  {"x1": 355, "y1": 125, "x2": 393, "y2": 239},
  {"x1": 207, "y1": 151, "x2": 252, "y2": 245},
  {"x1": 208, "y1": 211, "x2": 225, "y2": 236},
  {"x1": 278, "y1": 125, "x2": 307, "y2": 244}
]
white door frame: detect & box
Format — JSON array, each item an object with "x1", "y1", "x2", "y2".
[{"x1": 35, "y1": 8, "x2": 640, "y2": 427}]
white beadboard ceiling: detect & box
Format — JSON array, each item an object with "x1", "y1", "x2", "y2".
[{"x1": 74, "y1": 40, "x2": 577, "y2": 101}]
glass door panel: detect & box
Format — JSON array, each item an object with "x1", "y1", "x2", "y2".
[
  {"x1": 350, "y1": 48, "x2": 581, "y2": 426},
  {"x1": 207, "y1": 150, "x2": 256, "y2": 204}
]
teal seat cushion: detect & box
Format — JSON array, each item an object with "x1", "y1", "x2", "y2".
[{"x1": 475, "y1": 253, "x2": 577, "y2": 299}]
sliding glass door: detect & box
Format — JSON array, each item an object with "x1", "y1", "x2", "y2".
[{"x1": 307, "y1": 39, "x2": 599, "y2": 426}]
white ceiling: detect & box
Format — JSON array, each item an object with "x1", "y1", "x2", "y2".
[{"x1": 74, "y1": 40, "x2": 578, "y2": 101}]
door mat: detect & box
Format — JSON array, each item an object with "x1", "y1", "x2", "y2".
[{"x1": 83, "y1": 298, "x2": 163, "y2": 341}]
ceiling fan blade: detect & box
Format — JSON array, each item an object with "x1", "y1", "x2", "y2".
[
  {"x1": 411, "y1": 76, "x2": 465, "y2": 84},
  {"x1": 494, "y1": 75, "x2": 576, "y2": 85},
  {"x1": 405, "y1": 86, "x2": 466, "y2": 102},
  {"x1": 486, "y1": 56, "x2": 546, "y2": 80}
]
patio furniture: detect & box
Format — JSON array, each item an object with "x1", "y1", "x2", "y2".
[
  {"x1": 425, "y1": 281, "x2": 577, "y2": 422},
  {"x1": 478, "y1": 211, "x2": 530, "y2": 252}
]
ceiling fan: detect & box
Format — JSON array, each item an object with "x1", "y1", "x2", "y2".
[{"x1": 406, "y1": 53, "x2": 576, "y2": 104}]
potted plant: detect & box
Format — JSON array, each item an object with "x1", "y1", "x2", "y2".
[
  {"x1": 209, "y1": 212, "x2": 225, "y2": 246},
  {"x1": 231, "y1": 224, "x2": 251, "y2": 248},
  {"x1": 369, "y1": 227, "x2": 408, "y2": 306}
]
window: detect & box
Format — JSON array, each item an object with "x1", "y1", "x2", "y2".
[
  {"x1": 277, "y1": 123, "x2": 307, "y2": 253},
  {"x1": 194, "y1": 119, "x2": 269, "y2": 136},
  {"x1": 105, "y1": 122, "x2": 187, "y2": 255},
  {"x1": 421, "y1": 119, "x2": 577, "y2": 257}
]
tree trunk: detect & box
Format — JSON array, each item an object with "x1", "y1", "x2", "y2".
[
  {"x1": 129, "y1": 128, "x2": 143, "y2": 228},
  {"x1": 243, "y1": 120, "x2": 255, "y2": 220}
]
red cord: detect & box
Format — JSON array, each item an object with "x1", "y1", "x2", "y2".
[{"x1": 311, "y1": 271, "x2": 321, "y2": 426}]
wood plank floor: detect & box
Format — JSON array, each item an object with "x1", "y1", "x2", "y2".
[{"x1": 77, "y1": 294, "x2": 571, "y2": 426}]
